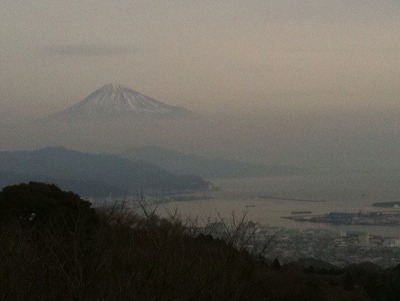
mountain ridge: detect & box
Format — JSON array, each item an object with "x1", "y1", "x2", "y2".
[
  {"x1": 38, "y1": 84, "x2": 197, "y2": 123},
  {"x1": 0, "y1": 146, "x2": 209, "y2": 196}
]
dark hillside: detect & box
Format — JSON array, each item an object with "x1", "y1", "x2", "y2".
[{"x1": 0, "y1": 182, "x2": 375, "y2": 301}]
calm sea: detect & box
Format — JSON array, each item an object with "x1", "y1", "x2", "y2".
[{"x1": 159, "y1": 172, "x2": 400, "y2": 237}]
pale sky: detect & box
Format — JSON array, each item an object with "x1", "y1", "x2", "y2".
[{"x1": 1, "y1": 0, "x2": 400, "y2": 119}]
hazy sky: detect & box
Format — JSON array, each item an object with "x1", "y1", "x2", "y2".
[{"x1": 1, "y1": 0, "x2": 400, "y2": 119}]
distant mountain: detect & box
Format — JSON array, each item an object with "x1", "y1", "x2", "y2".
[
  {"x1": 38, "y1": 84, "x2": 197, "y2": 122},
  {"x1": 121, "y1": 146, "x2": 305, "y2": 178},
  {"x1": 0, "y1": 147, "x2": 209, "y2": 197},
  {"x1": 0, "y1": 171, "x2": 126, "y2": 197}
]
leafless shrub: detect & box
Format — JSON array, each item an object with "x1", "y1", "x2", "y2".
[{"x1": 0, "y1": 195, "x2": 279, "y2": 301}]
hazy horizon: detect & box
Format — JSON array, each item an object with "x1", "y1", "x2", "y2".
[
  {"x1": 2, "y1": 1, "x2": 400, "y2": 116},
  {"x1": 1, "y1": 1, "x2": 400, "y2": 173},
  {"x1": 1, "y1": 109, "x2": 399, "y2": 173}
]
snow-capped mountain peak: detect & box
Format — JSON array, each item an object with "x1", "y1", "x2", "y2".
[{"x1": 40, "y1": 84, "x2": 197, "y2": 122}]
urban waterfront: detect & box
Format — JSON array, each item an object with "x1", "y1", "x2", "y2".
[
  {"x1": 154, "y1": 173, "x2": 400, "y2": 267},
  {"x1": 91, "y1": 173, "x2": 400, "y2": 267}
]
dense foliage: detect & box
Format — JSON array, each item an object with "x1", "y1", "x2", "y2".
[{"x1": 0, "y1": 182, "x2": 95, "y2": 221}]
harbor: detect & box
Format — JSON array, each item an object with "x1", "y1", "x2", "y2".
[{"x1": 282, "y1": 210, "x2": 400, "y2": 226}]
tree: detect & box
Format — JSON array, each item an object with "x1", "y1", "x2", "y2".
[{"x1": 0, "y1": 181, "x2": 97, "y2": 229}]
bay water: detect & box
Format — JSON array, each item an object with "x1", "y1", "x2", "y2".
[{"x1": 159, "y1": 172, "x2": 400, "y2": 237}]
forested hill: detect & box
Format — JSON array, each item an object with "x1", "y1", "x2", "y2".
[
  {"x1": 0, "y1": 182, "x2": 386, "y2": 300},
  {"x1": 0, "y1": 147, "x2": 208, "y2": 197}
]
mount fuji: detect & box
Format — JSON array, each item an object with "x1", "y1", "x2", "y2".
[{"x1": 40, "y1": 84, "x2": 197, "y2": 122}]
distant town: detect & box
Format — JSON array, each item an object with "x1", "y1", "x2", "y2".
[
  {"x1": 283, "y1": 210, "x2": 400, "y2": 226},
  {"x1": 206, "y1": 222, "x2": 400, "y2": 268}
]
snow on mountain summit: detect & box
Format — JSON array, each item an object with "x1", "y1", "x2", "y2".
[
  {"x1": 80, "y1": 84, "x2": 178, "y2": 114},
  {"x1": 41, "y1": 84, "x2": 197, "y2": 122}
]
